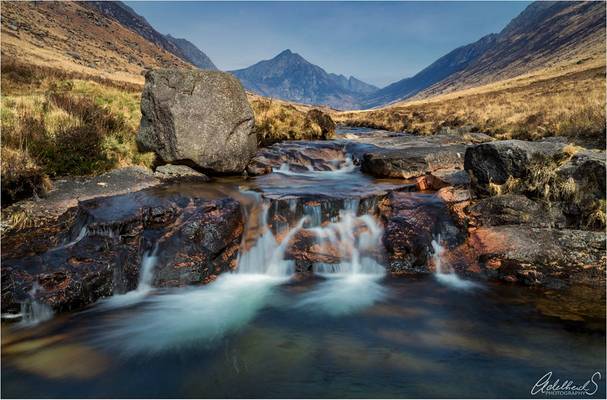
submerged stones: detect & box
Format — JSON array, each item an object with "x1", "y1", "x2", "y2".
[{"x1": 137, "y1": 69, "x2": 256, "y2": 174}]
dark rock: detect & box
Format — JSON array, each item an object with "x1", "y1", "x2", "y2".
[
  {"x1": 464, "y1": 139, "x2": 565, "y2": 191},
  {"x1": 555, "y1": 150, "x2": 606, "y2": 229},
  {"x1": 247, "y1": 141, "x2": 348, "y2": 176},
  {"x1": 361, "y1": 144, "x2": 466, "y2": 179},
  {"x1": 469, "y1": 194, "x2": 565, "y2": 228},
  {"x1": 1, "y1": 189, "x2": 244, "y2": 313},
  {"x1": 137, "y1": 69, "x2": 256, "y2": 174},
  {"x1": 305, "y1": 109, "x2": 336, "y2": 139}
]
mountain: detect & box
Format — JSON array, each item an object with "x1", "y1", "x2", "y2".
[
  {"x1": 86, "y1": 1, "x2": 217, "y2": 71},
  {"x1": 231, "y1": 50, "x2": 378, "y2": 109},
  {"x1": 419, "y1": 1, "x2": 606, "y2": 98},
  {"x1": 365, "y1": 0, "x2": 605, "y2": 107},
  {"x1": 363, "y1": 33, "x2": 498, "y2": 108},
  {"x1": 1, "y1": 1, "x2": 218, "y2": 84},
  {"x1": 165, "y1": 35, "x2": 217, "y2": 70},
  {"x1": 1, "y1": 1, "x2": 190, "y2": 84}
]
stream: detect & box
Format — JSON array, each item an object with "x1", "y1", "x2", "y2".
[{"x1": 1, "y1": 128, "x2": 605, "y2": 398}]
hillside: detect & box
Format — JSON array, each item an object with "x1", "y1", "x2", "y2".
[
  {"x1": 419, "y1": 1, "x2": 606, "y2": 98},
  {"x1": 231, "y1": 49, "x2": 378, "y2": 110},
  {"x1": 0, "y1": 1, "x2": 218, "y2": 85},
  {"x1": 87, "y1": 1, "x2": 217, "y2": 71},
  {"x1": 165, "y1": 34, "x2": 217, "y2": 70},
  {"x1": 363, "y1": 0, "x2": 606, "y2": 106},
  {"x1": 0, "y1": 1, "x2": 190, "y2": 85},
  {"x1": 362, "y1": 33, "x2": 497, "y2": 108}
]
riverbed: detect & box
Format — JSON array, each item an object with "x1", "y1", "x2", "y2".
[{"x1": 1, "y1": 128, "x2": 605, "y2": 398}]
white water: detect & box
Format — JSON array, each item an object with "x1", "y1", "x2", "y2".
[
  {"x1": 274, "y1": 156, "x2": 356, "y2": 177},
  {"x1": 431, "y1": 236, "x2": 479, "y2": 290},
  {"x1": 49, "y1": 226, "x2": 88, "y2": 252},
  {"x1": 16, "y1": 283, "x2": 53, "y2": 327},
  {"x1": 96, "y1": 244, "x2": 160, "y2": 310},
  {"x1": 297, "y1": 210, "x2": 387, "y2": 316},
  {"x1": 98, "y1": 202, "x2": 304, "y2": 353}
]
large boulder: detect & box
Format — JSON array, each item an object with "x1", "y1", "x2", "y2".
[
  {"x1": 137, "y1": 69, "x2": 256, "y2": 174},
  {"x1": 464, "y1": 139, "x2": 564, "y2": 190}
]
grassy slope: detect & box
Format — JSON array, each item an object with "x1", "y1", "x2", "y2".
[
  {"x1": 1, "y1": 1, "x2": 190, "y2": 85},
  {"x1": 0, "y1": 61, "x2": 154, "y2": 204},
  {"x1": 335, "y1": 59, "x2": 606, "y2": 147}
]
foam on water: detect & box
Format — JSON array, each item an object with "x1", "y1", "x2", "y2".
[
  {"x1": 297, "y1": 210, "x2": 388, "y2": 315},
  {"x1": 95, "y1": 244, "x2": 160, "y2": 310},
  {"x1": 96, "y1": 201, "x2": 304, "y2": 353},
  {"x1": 16, "y1": 283, "x2": 53, "y2": 327},
  {"x1": 431, "y1": 236, "x2": 479, "y2": 290},
  {"x1": 274, "y1": 156, "x2": 356, "y2": 177}
]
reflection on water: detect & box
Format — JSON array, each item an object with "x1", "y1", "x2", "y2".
[
  {"x1": 95, "y1": 274, "x2": 287, "y2": 354},
  {"x1": 297, "y1": 274, "x2": 387, "y2": 316},
  {"x1": 1, "y1": 277, "x2": 605, "y2": 398}
]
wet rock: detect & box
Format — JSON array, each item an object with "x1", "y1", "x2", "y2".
[
  {"x1": 154, "y1": 164, "x2": 210, "y2": 182},
  {"x1": 137, "y1": 69, "x2": 256, "y2": 174},
  {"x1": 0, "y1": 190, "x2": 244, "y2": 313},
  {"x1": 415, "y1": 169, "x2": 469, "y2": 191},
  {"x1": 247, "y1": 141, "x2": 348, "y2": 175},
  {"x1": 468, "y1": 194, "x2": 565, "y2": 228},
  {"x1": 153, "y1": 197, "x2": 243, "y2": 286},
  {"x1": 380, "y1": 192, "x2": 464, "y2": 274},
  {"x1": 456, "y1": 226, "x2": 606, "y2": 288},
  {"x1": 361, "y1": 144, "x2": 466, "y2": 179},
  {"x1": 464, "y1": 139, "x2": 565, "y2": 192}
]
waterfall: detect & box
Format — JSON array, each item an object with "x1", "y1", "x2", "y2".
[
  {"x1": 17, "y1": 283, "x2": 53, "y2": 327},
  {"x1": 274, "y1": 155, "x2": 356, "y2": 177},
  {"x1": 236, "y1": 202, "x2": 307, "y2": 276},
  {"x1": 431, "y1": 235, "x2": 478, "y2": 290},
  {"x1": 296, "y1": 209, "x2": 387, "y2": 316},
  {"x1": 96, "y1": 198, "x2": 304, "y2": 353},
  {"x1": 95, "y1": 244, "x2": 159, "y2": 310}
]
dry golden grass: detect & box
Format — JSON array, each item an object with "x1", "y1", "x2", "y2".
[
  {"x1": 335, "y1": 63, "x2": 606, "y2": 147},
  {"x1": 1, "y1": 1, "x2": 190, "y2": 85},
  {"x1": 1, "y1": 62, "x2": 154, "y2": 205},
  {"x1": 250, "y1": 97, "x2": 335, "y2": 145}
]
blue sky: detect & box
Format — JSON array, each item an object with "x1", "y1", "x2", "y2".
[{"x1": 126, "y1": 1, "x2": 531, "y2": 87}]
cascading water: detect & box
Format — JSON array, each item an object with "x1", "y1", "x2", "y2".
[
  {"x1": 16, "y1": 283, "x2": 53, "y2": 327},
  {"x1": 96, "y1": 197, "x2": 306, "y2": 353},
  {"x1": 431, "y1": 235, "x2": 478, "y2": 290},
  {"x1": 96, "y1": 244, "x2": 160, "y2": 310},
  {"x1": 296, "y1": 209, "x2": 388, "y2": 316},
  {"x1": 274, "y1": 155, "x2": 356, "y2": 177}
]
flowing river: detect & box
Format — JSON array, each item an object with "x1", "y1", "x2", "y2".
[{"x1": 1, "y1": 128, "x2": 605, "y2": 398}]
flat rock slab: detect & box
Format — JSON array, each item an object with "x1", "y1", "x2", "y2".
[
  {"x1": 452, "y1": 226, "x2": 606, "y2": 288},
  {"x1": 1, "y1": 167, "x2": 161, "y2": 236}
]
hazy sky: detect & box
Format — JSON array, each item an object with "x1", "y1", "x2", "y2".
[{"x1": 126, "y1": 1, "x2": 531, "y2": 87}]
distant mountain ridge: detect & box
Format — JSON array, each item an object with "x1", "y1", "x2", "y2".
[
  {"x1": 86, "y1": 1, "x2": 216, "y2": 70},
  {"x1": 362, "y1": 33, "x2": 498, "y2": 108},
  {"x1": 165, "y1": 34, "x2": 217, "y2": 70},
  {"x1": 231, "y1": 49, "x2": 378, "y2": 109},
  {"x1": 364, "y1": 0, "x2": 606, "y2": 107}
]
